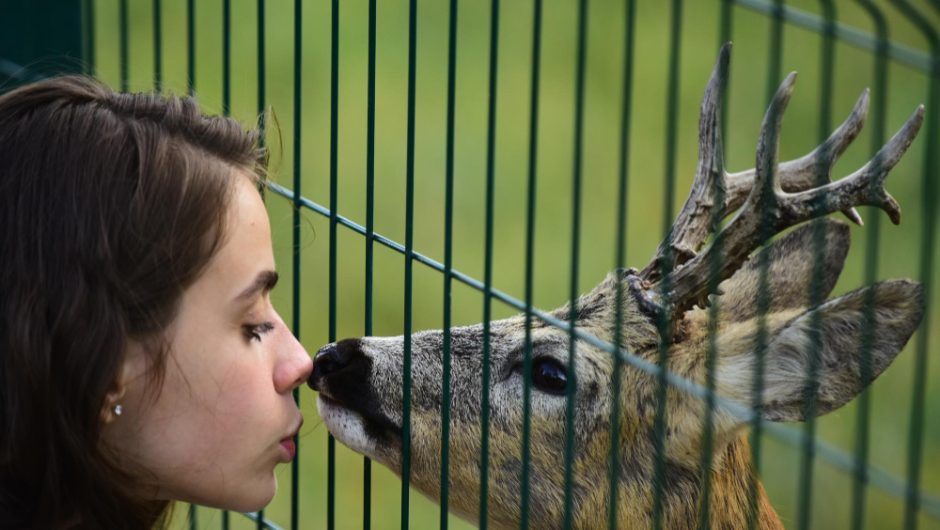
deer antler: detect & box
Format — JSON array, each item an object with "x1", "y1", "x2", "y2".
[
  {"x1": 632, "y1": 43, "x2": 924, "y2": 322},
  {"x1": 637, "y1": 43, "x2": 731, "y2": 283}
]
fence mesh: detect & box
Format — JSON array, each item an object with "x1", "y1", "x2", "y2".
[{"x1": 3, "y1": 0, "x2": 939, "y2": 528}]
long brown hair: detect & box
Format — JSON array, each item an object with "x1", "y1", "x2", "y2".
[{"x1": 0, "y1": 76, "x2": 266, "y2": 528}]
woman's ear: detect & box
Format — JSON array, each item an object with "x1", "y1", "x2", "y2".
[{"x1": 100, "y1": 340, "x2": 149, "y2": 424}]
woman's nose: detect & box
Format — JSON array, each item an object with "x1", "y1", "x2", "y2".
[{"x1": 274, "y1": 332, "x2": 313, "y2": 394}]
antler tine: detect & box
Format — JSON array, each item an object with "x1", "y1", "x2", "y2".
[
  {"x1": 639, "y1": 43, "x2": 731, "y2": 283},
  {"x1": 646, "y1": 76, "x2": 924, "y2": 320},
  {"x1": 750, "y1": 71, "x2": 798, "y2": 205},
  {"x1": 725, "y1": 88, "x2": 871, "y2": 225},
  {"x1": 781, "y1": 104, "x2": 924, "y2": 226}
]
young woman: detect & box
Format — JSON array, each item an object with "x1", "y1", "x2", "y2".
[{"x1": 0, "y1": 76, "x2": 313, "y2": 528}]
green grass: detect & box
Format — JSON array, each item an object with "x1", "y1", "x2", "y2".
[{"x1": 85, "y1": 0, "x2": 940, "y2": 528}]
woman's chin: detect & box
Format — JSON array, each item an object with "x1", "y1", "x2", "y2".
[{"x1": 190, "y1": 478, "x2": 277, "y2": 513}]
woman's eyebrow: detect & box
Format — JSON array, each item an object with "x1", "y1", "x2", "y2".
[{"x1": 235, "y1": 270, "x2": 279, "y2": 302}]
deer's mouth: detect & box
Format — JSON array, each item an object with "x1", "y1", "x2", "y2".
[
  {"x1": 309, "y1": 340, "x2": 402, "y2": 447},
  {"x1": 318, "y1": 391, "x2": 401, "y2": 441}
]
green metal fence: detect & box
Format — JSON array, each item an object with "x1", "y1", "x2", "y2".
[{"x1": 4, "y1": 0, "x2": 940, "y2": 528}]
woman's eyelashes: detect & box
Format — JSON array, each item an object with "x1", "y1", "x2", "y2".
[{"x1": 244, "y1": 321, "x2": 275, "y2": 342}]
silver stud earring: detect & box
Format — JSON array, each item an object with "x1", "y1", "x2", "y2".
[{"x1": 113, "y1": 404, "x2": 123, "y2": 417}]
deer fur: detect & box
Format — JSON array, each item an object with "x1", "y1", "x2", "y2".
[{"x1": 308, "y1": 45, "x2": 925, "y2": 529}]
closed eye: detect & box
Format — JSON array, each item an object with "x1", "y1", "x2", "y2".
[{"x1": 244, "y1": 321, "x2": 275, "y2": 342}]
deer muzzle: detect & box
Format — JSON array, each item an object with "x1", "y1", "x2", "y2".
[{"x1": 308, "y1": 338, "x2": 402, "y2": 445}]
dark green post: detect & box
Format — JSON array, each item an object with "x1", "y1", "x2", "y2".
[{"x1": 0, "y1": 0, "x2": 86, "y2": 87}]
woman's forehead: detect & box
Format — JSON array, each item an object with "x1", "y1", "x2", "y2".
[{"x1": 190, "y1": 175, "x2": 275, "y2": 305}]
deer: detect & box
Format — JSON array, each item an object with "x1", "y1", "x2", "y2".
[{"x1": 307, "y1": 44, "x2": 926, "y2": 529}]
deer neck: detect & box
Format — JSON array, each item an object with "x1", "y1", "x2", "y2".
[
  {"x1": 591, "y1": 434, "x2": 783, "y2": 530},
  {"x1": 699, "y1": 434, "x2": 784, "y2": 530}
]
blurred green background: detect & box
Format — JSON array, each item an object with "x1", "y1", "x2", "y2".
[{"x1": 19, "y1": 0, "x2": 940, "y2": 527}]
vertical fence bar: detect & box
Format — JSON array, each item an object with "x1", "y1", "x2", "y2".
[
  {"x1": 221, "y1": 0, "x2": 237, "y2": 526},
  {"x1": 153, "y1": 0, "x2": 161, "y2": 91},
  {"x1": 222, "y1": 0, "x2": 230, "y2": 116},
  {"x1": 709, "y1": 31, "x2": 736, "y2": 530},
  {"x1": 326, "y1": 0, "x2": 337, "y2": 528},
  {"x1": 187, "y1": 0, "x2": 195, "y2": 95},
  {"x1": 562, "y1": 0, "x2": 588, "y2": 528},
  {"x1": 253, "y1": 0, "x2": 276, "y2": 527},
  {"x1": 651, "y1": 1, "x2": 682, "y2": 528},
  {"x1": 703, "y1": 7, "x2": 734, "y2": 528},
  {"x1": 606, "y1": 1, "x2": 635, "y2": 528},
  {"x1": 720, "y1": 0, "x2": 733, "y2": 50},
  {"x1": 83, "y1": 0, "x2": 95, "y2": 75},
  {"x1": 401, "y1": 0, "x2": 418, "y2": 526},
  {"x1": 258, "y1": 0, "x2": 266, "y2": 139},
  {"x1": 850, "y1": 4, "x2": 888, "y2": 529},
  {"x1": 439, "y1": 0, "x2": 458, "y2": 526},
  {"x1": 719, "y1": 0, "x2": 732, "y2": 152},
  {"x1": 478, "y1": 0, "x2": 499, "y2": 527},
  {"x1": 119, "y1": 0, "x2": 128, "y2": 91},
  {"x1": 746, "y1": 3, "x2": 783, "y2": 528},
  {"x1": 696, "y1": 46, "x2": 730, "y2": 530},
  {"x1": 222, "y1": 4, "x2": 233, "y2": 530},
  {"x1": 292, "y1": 0, "x2": 305, "y2": 528},
  {"x1": 252, "y1": 0, "x2": 266, "y2": 520},
  {"x1": 363, "y1": 0, "x2": 377, "y2": 527},
  {"x1": 889, "y1": 3, "x2": 940, "y2": 529},
  {"x1": 520, "y1": 0, "x2": 544, "y2": 526},
  {"x1": 796, "y1": 3, "x2": 835, "y2": 530},
  {"x1": 187, "y1": 0, "x2": 197, "y2": 525},
  {"x1": 763, "y1": 0, "x2": 784, "y2": 106}
]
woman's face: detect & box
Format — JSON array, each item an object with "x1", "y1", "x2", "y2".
[{"x1": 103, "y1": 173, "x2": 312, "y2": 511}]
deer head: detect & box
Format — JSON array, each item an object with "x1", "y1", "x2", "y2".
[{"x1": 307, "y1": 44, "x2": 925, "y2": 529}]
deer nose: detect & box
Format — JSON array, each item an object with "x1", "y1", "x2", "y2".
[{"x1": 308, "y1": 338, "x2": 363, "y2": 391}]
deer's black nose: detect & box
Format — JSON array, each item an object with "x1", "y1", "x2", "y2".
[{"x1": 308, "y1": 338, "x2": 365, "y2": 391}]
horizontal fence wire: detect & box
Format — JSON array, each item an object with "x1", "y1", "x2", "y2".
[
  {"x1": 734, "y1": 0, "x2": 937, "y2": 72},
  {"x1": 266, "y1": 180, "x2": 940, "y2": 523},
  {"x1": 242, "y1": 511, "x2": 287, "y2": 530}
]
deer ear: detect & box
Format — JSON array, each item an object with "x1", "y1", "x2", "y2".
[
  {"x1": 718, "y1": 219, "x2": 850, "y2": 323},
  {"x1": 716, "y1": 279, "x2": 923, "y2": 423}
]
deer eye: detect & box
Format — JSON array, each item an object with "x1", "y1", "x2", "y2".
[{"x1": 531, "y1": 357, "x2": 567, "y2": 395}]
